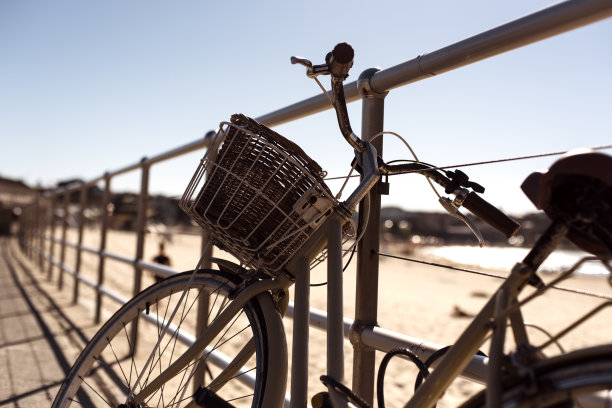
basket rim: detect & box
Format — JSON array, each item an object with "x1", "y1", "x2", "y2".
[{"x1": 228, "y1": 114, "x2": 332, "y2": 192}]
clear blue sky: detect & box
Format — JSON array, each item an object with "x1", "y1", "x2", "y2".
[{"x1": 1, "y1": 0, "x2": 611, "y2": 215}]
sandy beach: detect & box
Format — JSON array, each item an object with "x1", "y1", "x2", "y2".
[{"x1": 41, "y1": 227, "x2": 612, "y2": 407}]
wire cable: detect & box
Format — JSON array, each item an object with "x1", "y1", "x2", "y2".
[
  {"x1": 370, "y1": 131, "x2": 442, "y2": 199},
  {"x1": 323, "y1": 144, "x2": 612, "y2": 181},
  {"x1": 377, "y1": 348, "x2": 431, "y2": 408},
  {"x1": 376, "y1": 251, "x2": 612, "y2": 301},
  {"x1": 402, "y1": 144, "x2": 612, "y2": 175}
]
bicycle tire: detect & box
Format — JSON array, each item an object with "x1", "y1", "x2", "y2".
[
  {"x1": 460, "y1": 345, "x2": 612, "y2": 407},
  {"x1": 52, "y1": 269, "x2": 287, "y2": 408}
]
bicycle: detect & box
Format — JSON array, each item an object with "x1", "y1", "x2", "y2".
[{"x1": 52, "y1": 43, "x2": 612, "y2": 408}]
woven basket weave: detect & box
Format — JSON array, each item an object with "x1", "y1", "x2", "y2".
[{"x1": 180, "y1": 114, "x2": 336, "y2": 275}]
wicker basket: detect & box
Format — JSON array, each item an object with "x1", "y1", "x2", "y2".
[{"x1": 180, "y1": 114, "x2": 337, "y2": 275}]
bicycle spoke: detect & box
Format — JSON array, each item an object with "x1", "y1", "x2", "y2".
[
  {"x1": 152, "y1": 298, "x2": 167, "y2": 408},
  {"x1": 138, "y1": 281, "x2": 248, "y2": 406},
  {"x1": 121, "y1": 322, "x2": 143, "y2": 394},
  {"x1": 227, "y1": 392, "x2": 256, "y2": 404},
  {"x1": 167, "y1": 304, "x2": 255, "y2": 406},
  {"x1": 143, "y1": 286, "x2": 210, "y2": 392},
  {"x1": 212, "y1": 366, "x2": 256, "y2": 391},
  {"x1": 105, "y1": 339, "x2": 131, "y2": 391},
  {"x1": 139, "y1": 291, "x2": 198, "y2": 404},
  {"x1": 207, "y1": 280, "x2": 232, "y2": 322},
  {"x1": 170, "y1": 307, "x2": 251, "y2": 406},
  {"x1": 87, "y1": 354, "x2": 132, "y2": 405},
  {"x1": 139, "y1": 287, "x2": 198, "y2": 391},
  {"x1": 168, "y1": 355, "x2": 199, "y2": 407},
  {"x1": 78, "y1": 375, "x2": 113, "y2": 407}
]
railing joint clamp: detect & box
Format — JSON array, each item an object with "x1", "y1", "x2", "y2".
[
  {"x1": 357, "y1": 68, "x2": 388, "y2": 99},
  {"x1": 349, "y1": 319, "x2": 378, "y2": 350}
]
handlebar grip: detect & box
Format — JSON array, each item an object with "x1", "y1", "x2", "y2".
[
  {"x1": 328, "y1": 43, "x2": 354, "y2": 79},
  {"x1": 462, "y1": 192, "x2": 520, "y2": 238}
]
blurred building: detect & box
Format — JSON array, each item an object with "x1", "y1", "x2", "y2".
[{"x1": 0, "y1": 176, "x2": 36, "y2": 234}]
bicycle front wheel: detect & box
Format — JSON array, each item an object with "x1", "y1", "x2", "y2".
[
  {"x1": 53, "y1": 269, "x2": 287, "y2": 408},
  {"x1": 461, "y1": 345, "x2": 612, "y2": 407}
]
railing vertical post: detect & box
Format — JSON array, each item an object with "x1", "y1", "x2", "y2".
[
  {"x1": 19, "y1": 205, "x2": 28, "y2": 252},
  {"x1": 44, "y1": 198, "x2": 51, "y2": 268},
  {"x1": 351, "y1": 69, "x2": 387, "y2": 405},
  {"x1": 73, "y1": 184, "x2": 87, "y2": 304},
  {"x1": 37, "y1": 196, "x2": 45, "y2": 269},
  {"x1": 36, "y1": 199, "x2": 42, "y2": 263},
  {"x1": 130, "y1": 160, "x2": 150, "y2": 350},
  {"x1": 193, "y1": 229, "x2": 213, "y2": 393},
  {"x1": 27, "y1": 206, "x2": 33, "y2": 251},
  {"x1": 95, "y1": 175, "x2": 111, "y2": 324},
  {"x1": 39, "y1": 200, "x2": 45, "y2": 267},
  {"x1": 31, "y1": 194, "x2": 40, "y2": 258},
  {"x1": 58, "y1": 192, "x2": 70, "y2": 290},
  {"x1": 327, "y1": 216, "x2": 344, "y2": 383},
  {"x1": 47, "y1": 194, "x2": 57, "y2": 280}
]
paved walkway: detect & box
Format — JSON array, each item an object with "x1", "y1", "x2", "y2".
[{"x1": 0, "y1": 237, "x2": 97, "y2": 407}]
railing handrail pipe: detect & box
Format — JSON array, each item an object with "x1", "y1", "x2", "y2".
[{"x1": 256, "y1": 0, "x2": 612, "y2": 128}]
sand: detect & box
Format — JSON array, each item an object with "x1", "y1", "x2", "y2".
[{"x1": 37, "y1": 227, "x2": 612, "y2": 407}]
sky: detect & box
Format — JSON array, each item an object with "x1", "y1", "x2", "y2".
[{"x1": 1, "y1": 0, "x2": 611, "y2": 216}]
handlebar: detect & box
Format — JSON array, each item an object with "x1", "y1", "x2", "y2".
[
  {"x1": 382, "y1": 162, "x2": 520, "y2": 238},
  {"x1": 308, "y1": 42, "x2": 520, "y2": 240}
]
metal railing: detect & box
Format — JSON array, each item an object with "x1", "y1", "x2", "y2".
[{"x1": 17, "y1": 0, "x2": 612, "y2": 405}]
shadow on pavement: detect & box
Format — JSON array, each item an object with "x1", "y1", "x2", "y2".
[{"x1": 0, "y1": 239, "x2": 95, "y2": 406}]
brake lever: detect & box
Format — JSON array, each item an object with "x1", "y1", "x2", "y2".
[
  {"x1": 290, "y1": 56, "x2": 312, "y2": 67},
  {"x1": 439, "y1": 189, "x2": 485, "y2": 247},
  {"x1": 291, "y1": 56, "x2": 330, "y2": 78}
]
